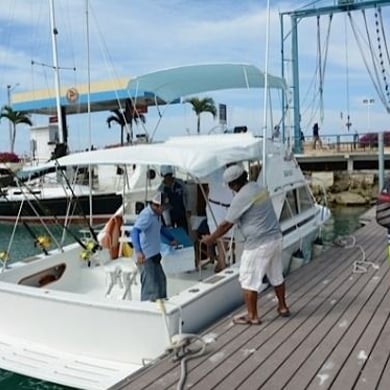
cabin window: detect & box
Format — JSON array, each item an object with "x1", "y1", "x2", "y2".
[
  {"x1": 279, "y1": 189, "x2": 298, "y2": 222},
  {"x1": 297, "y1": 186, "x2": 314, "y2": 212},
  {"x1": 18, "y1": 264, "x2": 66, "y2": 288}
]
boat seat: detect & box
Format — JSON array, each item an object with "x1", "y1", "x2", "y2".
[{"x1": 104, "y1": 259, "x2": 138, "y2": 300}]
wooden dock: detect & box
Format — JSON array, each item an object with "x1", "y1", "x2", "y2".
[{"x1": 111, "y1": 219, "x2": 390, "y2": 390}]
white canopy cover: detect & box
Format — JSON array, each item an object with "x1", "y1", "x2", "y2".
[{"x1": 55, "y1": 133, "x2": 278, "y2": 178}]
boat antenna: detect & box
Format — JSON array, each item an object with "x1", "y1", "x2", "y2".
[{"x1": 261, "y1": 0, "x2": 271, "y2": 186}]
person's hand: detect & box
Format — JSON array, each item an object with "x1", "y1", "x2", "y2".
[
  {"x1": 136, "y1": 252, "x2": 145, "y2": 265},
  {"x1": 170, "y1": 239, "x2": 178, "y2": 247},
  {"x1": 201, "y1": 234, "x2": 213, "y2": 246}
]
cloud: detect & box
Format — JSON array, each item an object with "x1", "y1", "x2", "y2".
[{"x1": 0, "y1": 0, "x2": 389, "y2": 155}]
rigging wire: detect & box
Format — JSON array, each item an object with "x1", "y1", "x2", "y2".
[
  {"x1": 317, "y1": 15, "x2": 324, "y2": 124},
  {"x1": 375, "y1": 7, "x2": 390, "y2": 106},
  {"x1": 317, "y1": 14, "x2": 333, "y2": 127},
  {"x1": 301, "y1": 14, "x2": 332, "y2": 132},
  {"x1": 4, "y1": 169, "x2": 92, "y2": 252},
  {"x1": 349, "y1": 10, "x2": 390, "y2": 112},
  {"x1": 362, "y1": 10, "x2": 385, "y2": 104},
  {"x1": 344, "y1": 12, "x2": 352, "y2": 132},
  {"x1": 87, "y1": 3, "x2": 151, "y2": 142}
]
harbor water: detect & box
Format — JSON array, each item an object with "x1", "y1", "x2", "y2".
[{"x1": 0, "y1": 205, "x2": 371, "y2": 389}]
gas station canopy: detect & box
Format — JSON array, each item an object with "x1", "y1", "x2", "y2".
[{"x1": 11, "y1": 78, "x2": 168, "y2": 116}]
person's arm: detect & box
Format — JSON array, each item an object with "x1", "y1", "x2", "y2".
[
  {"x1": 201, "y1": 220, "x2": 233, "y2": 245},
  {"x1": 130, "y1": 227, "x2": 142, "y2": 253},
  {"x1": 130, "y1": 227, "x2": 146, "y2": 264}
]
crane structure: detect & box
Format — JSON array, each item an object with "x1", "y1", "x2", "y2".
[{"x1": 280, "y1": 0, "x2": 390, "y2": 153}]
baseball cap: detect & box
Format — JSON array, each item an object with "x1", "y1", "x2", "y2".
[
  {"x1": 151, "y1": 192, "x2": 162, "y2": 205},
  {"x1": 160, "y1": 165, "x2": 174, "y2": 176}
]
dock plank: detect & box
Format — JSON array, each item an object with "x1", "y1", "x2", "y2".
[{"x1": 111, "y1": 221, "x2": 390, "y2": 390}]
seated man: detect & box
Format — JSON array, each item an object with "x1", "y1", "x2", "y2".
[{"x1": 193, "y1": 217, "x2": 217, "y2": 270}]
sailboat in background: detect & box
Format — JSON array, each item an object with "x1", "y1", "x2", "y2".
[
  {"x1": 0, "y1": 0, "x2": 126, "y2": 224},
  {"x1": 0, "y1": 62, "x2": 331, "y2": 390}
]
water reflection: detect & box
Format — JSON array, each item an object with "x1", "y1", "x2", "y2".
[{"x1": 321, "y1": 205, "x2": 370, "y2": 243}]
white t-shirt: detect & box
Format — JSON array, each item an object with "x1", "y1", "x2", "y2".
[
  {"x1": 205, "y1": 168, "x2": 234, "y2": 236},
  {"x1": 207, "y1": 168, "x2": 234, "y2": 205},
  {"x1": 225, "y1": 181, "x2": 281, "y2": 249}
]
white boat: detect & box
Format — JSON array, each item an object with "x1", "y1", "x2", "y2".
[
  {"x1": 0, "y1": 64, "x2": 330, "y2": 390},
  {"x1": 0, "y1": 0, "x2": 127, "y2": 225},
  {"x1": 0, "y1": 164, "x2": 124, "y2": 224}
]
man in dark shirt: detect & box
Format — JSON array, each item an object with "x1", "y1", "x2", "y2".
[{"x1": 158, "y1": 165, "x2": 190, "y2": 233}]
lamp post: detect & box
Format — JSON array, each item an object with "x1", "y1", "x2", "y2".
[
  {"x1": 6, "y1": 83, "x2": 20, "y2": 152},
  {"x1": 362, "y1": 98, "x2": 375, "y2": 132}
]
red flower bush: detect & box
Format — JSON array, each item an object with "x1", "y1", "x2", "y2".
[{"x1": 0, "y1": 152, "x2": 21, "y2": 163}]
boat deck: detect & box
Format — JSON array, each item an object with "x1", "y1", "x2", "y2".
[{"x1": 111, "y1": 218, "x2": 390, "y2": 390}]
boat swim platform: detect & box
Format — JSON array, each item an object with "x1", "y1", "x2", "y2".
[{"x1": 111, "y1": 218, "x2": 390, "y2": 390}]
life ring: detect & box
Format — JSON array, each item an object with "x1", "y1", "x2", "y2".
[{"x1": 98, "y1": 214, "x2": 122, "y2": 259}]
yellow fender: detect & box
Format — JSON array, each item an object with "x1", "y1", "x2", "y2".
[{"x1": 121, "y1": 242, "x2": 133, "y2": 257}]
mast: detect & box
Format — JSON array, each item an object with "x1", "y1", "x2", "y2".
[
  {"x1": 261, "y1": 0, "x2": 271, "y2": 186},
  {"x1": 49, "y1": 0, "x2": 65, "y2": 145}
]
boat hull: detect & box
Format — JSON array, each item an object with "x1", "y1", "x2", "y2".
[
  {"x1": 0, "y1": 192, "x2": 123, "y2": 224},
  {"x1": 0, "y1": 244, "x2": 242, "y2": 389}
]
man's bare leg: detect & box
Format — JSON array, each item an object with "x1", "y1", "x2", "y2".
[
  {"x1": 243, "y1": 289, "x2": 259, "y2": 321},
  {"x1": 273, "y1": 282, "x2": 290, "y2": 316},
  {"x1": 214, "y1": 239, "x2": 226, "y2": 272}
]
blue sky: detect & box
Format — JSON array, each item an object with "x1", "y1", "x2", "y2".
[{"x1": 0, "y1": 0, "x2": 389, "y2": 155}]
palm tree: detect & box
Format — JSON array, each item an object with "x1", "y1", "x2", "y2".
[
  {"x1": 106, "y1": 99, "x2": 146, "y2": 145},
  {"x1": 0, "y1": 105, "x2": 33, "y2": 153},
  {"x1": 184, "y1": 97, "x2": 217, "y2": 134}
]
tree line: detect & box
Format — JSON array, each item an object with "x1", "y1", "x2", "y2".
[{"x1": 0, "y1": 96, "x2": 217, "y2": 155}]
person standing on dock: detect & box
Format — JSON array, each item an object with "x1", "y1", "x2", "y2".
[
  {"x1": 312, "y1": 122, "x2": 322, "y2": 150},
  {"x1": 201, "y1": 164, "x2": 290, "y2": 324}
]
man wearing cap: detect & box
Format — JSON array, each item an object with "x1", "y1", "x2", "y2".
[
  {"x1": 131, "y1": 192, "x2": 177, "y2": 301},
  {"x1": 201, "y1": 164, "x2": 289, "y2": 324},
  {"x1": 158, "y1": 165, "x2": 190, "y2": 233}
]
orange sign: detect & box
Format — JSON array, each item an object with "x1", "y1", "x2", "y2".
[{"x1": 66, "y1": 87, "x2": 79, "y2": 103}]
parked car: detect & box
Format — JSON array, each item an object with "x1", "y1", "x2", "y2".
[{"x1": 359, "y1": 131, "x2": 390, "y2": 147}]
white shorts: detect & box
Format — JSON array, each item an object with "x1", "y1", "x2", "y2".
[{"x1": 239, "y1": 238, "x2": 284, "y2": 291}]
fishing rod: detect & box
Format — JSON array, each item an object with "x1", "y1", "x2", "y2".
[
  {"x1": 0, "y1": 187, "x2": 51, "y2": 255},
  {"x1": 52, "y1": 160, "x2": 100, "y2": 249},
  {"x1": 5, "y1": 169, "x2": 89, "y2": 251}
]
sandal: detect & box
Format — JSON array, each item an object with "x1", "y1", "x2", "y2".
[
  {"x1": 277, "y1": 308, "x2": 291, "y2": 317},
  {"x1": 232, "y1": 315, "x2": 262, "y2": 325}
]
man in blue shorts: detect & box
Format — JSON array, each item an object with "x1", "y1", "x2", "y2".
[
  {"x1": 202, "y1": 164, "x2": 289, "y2": 324},
  {"x1": 131, "y1": 192, "x2": 177, "y2": 301}
]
